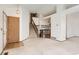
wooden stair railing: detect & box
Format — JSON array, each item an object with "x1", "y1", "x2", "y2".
[{"x1": 32, "y1": 19, "x2": 38, "y2": 36}]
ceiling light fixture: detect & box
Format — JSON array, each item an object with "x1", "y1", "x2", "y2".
[{"x1": 16, "y1": 4, "x2": 20, "y2": 15}]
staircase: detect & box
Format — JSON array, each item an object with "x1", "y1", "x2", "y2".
[
  {"x1": 32, "y1": 19, "x2": 38, "y2": 36},
  {"x1": 30, "y1": 13, "x2": 51, "y2": 38}
]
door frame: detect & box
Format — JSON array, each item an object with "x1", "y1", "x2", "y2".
[{"x1": 2, "y1": 11, "x2": 8, "y2": 49}]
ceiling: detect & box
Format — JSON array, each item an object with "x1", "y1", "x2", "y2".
[
  {"x1": 21, "y1": 4, "x2": 78, "y2": 16},
  {"x1": 21, "y1": 4, "x2": 56, "y2": 16},
  {"x1": 0, "y1": 4, "x2": 78, "y2": 16}
]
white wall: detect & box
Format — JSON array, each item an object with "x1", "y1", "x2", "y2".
[
  {"x1": 0, "y1": 9, "x2": 3, "y2": 54},
  {"x1": 55, "y1": 5, "x2": 66, "y2": 41},
  {"x1": 51, "y1": 14, "x2": 57, "y2": 38},
  {"x1": 67, "y1": 12, "x2": 79, "y2": 38},
  {"x1": 20, "y1": 6, "x2": 30, "y2": 41},
  {"x1": 4, "y1": 8, "x2": 19, "y2": 17},
  {"x1": 0, "y1": 5, "x2": 19, "y2": 17},
  {"x1": 51, "y1": 12, "x2": 66, "y2": 41}
]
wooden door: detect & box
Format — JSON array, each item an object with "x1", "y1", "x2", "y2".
[{"x1": 7, "y1": 16, "x2": 19, "y2": 43}]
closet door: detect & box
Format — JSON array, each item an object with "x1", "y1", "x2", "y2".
[{"x1": 7, "y1": 16, "x2": 19, "y2": 43}]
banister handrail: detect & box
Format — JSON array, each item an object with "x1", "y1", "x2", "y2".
[{"x1": 32, "y1": 19, "x2": 38, "y2": 36}]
